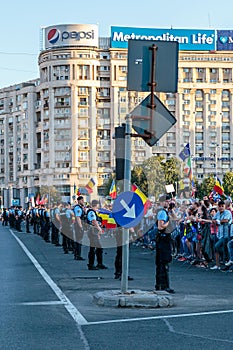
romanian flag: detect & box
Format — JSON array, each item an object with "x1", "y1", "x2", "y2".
[
  {"x1": 213, "y1": 177, "x2": 224, "y2": 195},
  {"x1": 109, "y1": 179, "x2": 117, "y2": 199},
  {"x1": 131, "y1": 183, "x2": 151, "y2": 214},
  {"x1": 85, "y1": 178, "x2": 96, "y2": 194},
  {"x1": 98, "y1": 208, "x2": 117, "y2": 229},
  {"x1": 106, "y1": 212, "x2": 117, "y2": 229}
]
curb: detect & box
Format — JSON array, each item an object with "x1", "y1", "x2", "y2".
[{"x1": 93, "y1": 289, "x2": 174, "y2": 308}]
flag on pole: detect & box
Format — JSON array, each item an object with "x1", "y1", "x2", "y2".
[
  {"x1": 213, "y1": 177, "x2": 224, "y2": 195},
  {"x1": 131, "y1": 183, "x2": 151, "y2": 213},
  {"x1": 35, "y1": 193, "x2": 41, "y2": 205},
  {"x1": 109, "y1": 179, "x2": 117, "y2": 199},
  {"x1": 85, "y1": 178, "x2": 96, "y2": 194},
  {"x1": 179, "y1": 143, "x2": 191, "y2": 161}
]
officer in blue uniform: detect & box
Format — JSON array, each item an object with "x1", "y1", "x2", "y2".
[
  {"x1": 87, "y1": 200, "x2": 107, "y2": 270},
  {"x1": 155, "y1": 195, "x2": 175, "y2": 294},
  {"x1": 73, "y1": 196, "x2": 86, "y2": 260}
]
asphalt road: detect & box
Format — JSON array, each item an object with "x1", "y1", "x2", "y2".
[{"x1": 0, "y1": 223, "x2": 233, "y2": 350}]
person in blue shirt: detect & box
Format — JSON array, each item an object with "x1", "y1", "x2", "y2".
[
  {"x1": 86, "y1": 199, "x2": 107, "y2": 270},
  {"x1": 210, "y1": 200, "x2": 232, "y2": 270},
  {"x1": 73, "y1": 196, "x2": 86, "y2": 261},
  {"x1": 155, "y1": 195, "x2": 175, "y2": 294}
]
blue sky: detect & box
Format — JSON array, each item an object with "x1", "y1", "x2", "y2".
[{"x1": 1, "y1": 0, "x2": 233, "y2": 88}]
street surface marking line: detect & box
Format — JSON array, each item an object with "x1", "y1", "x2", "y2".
[
  {"x1": 10, "y1": 230, "x2": 88, "y2": 325},
  {"x1": 86, "y1": 309, "x2": 233, "y2": 326},
  {"x1": 18, "y1": 301, "x2": 65, "y2": 306}
]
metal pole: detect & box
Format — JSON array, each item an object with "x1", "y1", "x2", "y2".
[{"x1": 121, "y1": 114, "x2": 131, "y2": 294}]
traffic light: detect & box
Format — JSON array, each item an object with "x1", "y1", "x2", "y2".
[{"x1": 115, "y1": 124, "x2": 126, "y2": 181}]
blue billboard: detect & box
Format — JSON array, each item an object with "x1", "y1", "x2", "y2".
[
  {"x1": 111, "y1": 26, "x2": 216, "y2": 51},
  {"x1": 217, "y1": 30, "x2": 233, "y2": 50}
]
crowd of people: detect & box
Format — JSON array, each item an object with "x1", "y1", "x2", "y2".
[{"x1": 135, "y1": 194, "x2": 233, "y2": 272}]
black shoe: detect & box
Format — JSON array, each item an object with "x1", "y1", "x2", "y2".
[
  {"x1": 96, "y1": 264, "x2": 108, "y2": 269},
  {"x1": 64, "y1": 250, "x2": 69, "y2": 254},
  {"x1": 76, "y1": 256, "x2": 85, "y2": 261},
  {"x1": 55, "y1": 243, "x2": 61, "y2": 246},
  {"x1": 114, "y1": 273, "x2": 121, "y2": 279},
  {"x1": 88, "y1": 265, "x2": 99, "y2": 270},
  {"x1": 164, "y1": 288, "x2": 175, "y2": 294}
]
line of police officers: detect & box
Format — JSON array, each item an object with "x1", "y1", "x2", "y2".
[{"x1": 7, "y1": 196, "x2": 108, "y2": 271}]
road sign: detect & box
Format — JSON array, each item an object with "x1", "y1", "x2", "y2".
[
  {"x1": 130, "y1": 93, "x2": 176, "y2": 146},
  {"x1": 127, "y1": 40, "x2": 178, "y2": 93},
  {"x1": 112, "y1": 191, "x2": 144, "y2": 228}
]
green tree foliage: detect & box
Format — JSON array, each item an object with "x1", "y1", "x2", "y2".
[
  {"x1": 132, "y1": 156, "x2": 181, "y2": 199},
  {"x1": 223, "y1": 172, "x2": 233, "y2": 197},
  {"x1": 39, "y1": 185, "x2": 61, "y2": 205},
  {"x1": 197, "y1": 175, "x2": 215, "y2": 198},
  {"x1": 131, "y1": 165, "x2": 148, "y2": 194}
]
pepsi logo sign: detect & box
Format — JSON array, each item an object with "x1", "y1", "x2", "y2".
[{"x1": 47, "y1": 28, "x2": 60, "y2": 44}]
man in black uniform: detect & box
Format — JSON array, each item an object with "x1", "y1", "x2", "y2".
[
  {"x1": 155, "y1": 195, "x2": 175, "y2": 294},
  {"x1": 86, "y1": 200, "x2": 107, "y2": 270}
]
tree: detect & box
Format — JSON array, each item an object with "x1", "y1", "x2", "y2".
[
  {"x1": 197, "y1": 175, "x2": 215, "y2": 198},
  {"x1": 39, "y1": 185, "x2": 61, "y2": 205},
  {"x1": 223, "y1": 172, "x2": 233, "y2": 197},
  {"x1": 131, "y1": 165, "x2": 148, "y2": 194}
]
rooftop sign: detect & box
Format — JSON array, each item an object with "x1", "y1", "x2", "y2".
[
  {"x1": 111, "y1": 26, "x2": 216, "y2": 51},
  {"x1": 44, "y1": 24, "x2": 98, "y2": 50}
]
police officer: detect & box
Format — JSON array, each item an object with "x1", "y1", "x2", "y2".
[
  {"x1": 73, "y1": 196, "x2": 86, "y2": 260},
  {"x1": 155, "y1": 195, "x2": 175, "y2": 294},
  {"x1": 87, "y1": 199, "x2": 107, "y2": 270},
  {"x1": 43, "y1": 206, "x2": 51, "y2": 242},
  {"x1": 60, "y1": 202, "x2": 74, "y2": 254}
]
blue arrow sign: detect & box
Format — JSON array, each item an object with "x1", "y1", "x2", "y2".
[{"x1": 112, "y1": 191, "x2": 144, "y2": 228}]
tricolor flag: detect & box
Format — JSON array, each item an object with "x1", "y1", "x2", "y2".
[
  {"x1": 213, "y1": 177, "x2": 224, "y2": 195},
  {"x1": 85, "y1": 178, "x2": 96, "y2": 194},
  {"x1": 183, "y1": 155, "x2": 193, "y2": 181},
  {"x1": 131, "y1": 183, "x2": 151, "y2": 214},
  {"x1": 35, "y1": 193, "x2": 41, "y2": 205},
  {"x1": 109, "y1": 179, "x2": 117, "y2": 199}
]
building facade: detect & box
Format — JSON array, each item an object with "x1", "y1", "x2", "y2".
[{"x1": 0, "y1": 24, "x2": 233, "y2": 206}]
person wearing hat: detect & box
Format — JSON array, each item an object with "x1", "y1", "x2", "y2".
[
  {"x1": 155, "y1": 194, "x2": 175, "y2": 294},
  {"x1": 86, "y1": 199, "x2": 107, "y2": 270},
  {"x1": 73, "y1": 196, "x2": 86, "y2": 261}
]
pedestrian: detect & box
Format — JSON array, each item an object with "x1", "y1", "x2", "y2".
[
  {"x1": 210, "y1": 200, "x2": 232, "y2": 270},
  {"x1": 86, "y1": 199, "x2": 107, "y2": 270},
  {"x1": 2, "y1": 208, "x2": 9, "y2": 226},
  {"x1": 60, "y1": 202, "x2": 73, "y2": 254},
  {"x1": 155, "y1": 195, "x2": 175, "y2": 294},
  {"x1": 73, "y1": 196, "x2": 86, "y2": 260}
]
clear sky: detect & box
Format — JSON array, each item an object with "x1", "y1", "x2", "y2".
[{"x1": 1, "y1": 0, "x2": 233, "y2": 88}]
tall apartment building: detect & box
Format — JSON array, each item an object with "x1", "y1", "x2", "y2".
[{"x1": 0, "y1": 24, "x2": 233, "y2": 207}]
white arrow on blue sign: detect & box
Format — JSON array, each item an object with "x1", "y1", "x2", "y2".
[{"x1": 112, "y1": 191, "x2": 144, "y2": 228}]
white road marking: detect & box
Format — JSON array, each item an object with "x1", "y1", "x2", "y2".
[
  {"x1": 18, "y1": 301, "x2": 65, "y2": 306},
  {"x1": 85, "y1": 308, "x2": 233, "y2": 326},
  {"x1": 10, "y1": 229, "x2": 88, "y2": 325}
]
